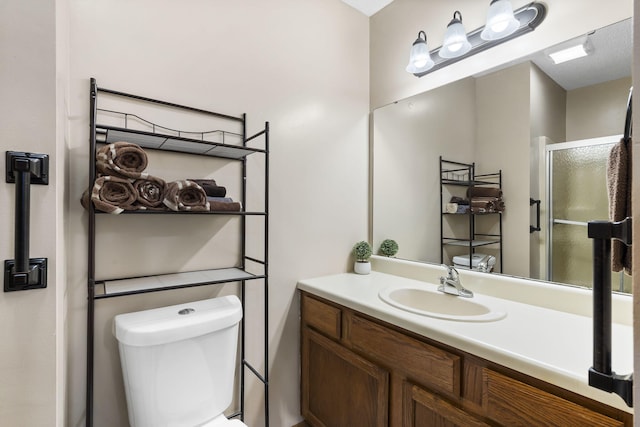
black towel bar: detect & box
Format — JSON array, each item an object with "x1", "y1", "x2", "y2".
[
  {"x1": 4, "y1": 151, "x2": 48, "y2": 292},
  {"x1": 587, "y1": 218, "x2": 633, "y2": 407}
]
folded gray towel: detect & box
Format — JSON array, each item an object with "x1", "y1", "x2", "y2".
[
  {"x1": 188, "y1": 179, "x2": 227, "y2": 197},
  {"x1": 206, "y1": 197, "x2": 242, "y2": 212}
]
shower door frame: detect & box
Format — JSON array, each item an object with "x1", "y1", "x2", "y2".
[{"x1": 545, "y1": 134, "x2": 622, "y2": 286}]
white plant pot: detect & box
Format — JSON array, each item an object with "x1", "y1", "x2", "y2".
[{"x1": 354, "y1": 261, "x2": 371, "y2": 275}]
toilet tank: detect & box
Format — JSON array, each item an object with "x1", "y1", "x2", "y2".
[{"x1": 113, "y1": 295, "x2": 243, "y2": 427}]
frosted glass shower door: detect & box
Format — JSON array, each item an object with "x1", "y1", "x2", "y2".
[{"x1": 547, "y1": 135, "x2": 630, "y2": 292}]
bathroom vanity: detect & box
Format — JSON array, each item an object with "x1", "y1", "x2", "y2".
[{"x1": 298, "y1": 258, "x2": 633, "y2": 426}]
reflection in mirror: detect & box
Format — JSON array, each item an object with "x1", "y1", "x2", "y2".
[{"x1": 372, "y1": 18, "x2": 632, "y2": 293}]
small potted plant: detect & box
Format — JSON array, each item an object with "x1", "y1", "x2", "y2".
[
  {"x1": 353, "y1": 240, "x2": 372, "y2": 275},
  {"x1": 379, "y1": 239, "x2": 399, "y2": 257}
]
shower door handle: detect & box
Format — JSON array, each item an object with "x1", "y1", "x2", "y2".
[
  {"x1": 529, "y1": 198, "x2": 541, "y2": 233},
  {"x1": 4, "y1": 151, "x2": 48, "y2": 292}
]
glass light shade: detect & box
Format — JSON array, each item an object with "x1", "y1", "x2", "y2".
[
  {"x1": 406, "y1": 35, "x2": 434, "y2": 73},
  {"x1": 439, "y1": 18, "x2": 471, "y2": 58},
  {"x1": 480, "y1": 0, "x2": 520, "y2": 41}
]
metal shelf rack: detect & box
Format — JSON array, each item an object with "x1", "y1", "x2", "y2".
[
  {"x1": 440, "y1": 157, "x2": 503, "y2": 272},
  {"x1": 85, "y1": 78, "x2": 269, "y2": 426}
]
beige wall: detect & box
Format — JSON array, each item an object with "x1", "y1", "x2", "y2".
[
  {"x1": 530, "y1": 64, "x2": 567, "y2": 144},
  {"x1": 0, "y1": 0, "x2": 62, "y2": 425},
  {"x1": 567, "y1": 77, "x2": 632, "y2": 141},
  {"x1": 65, "y1": 2, "x2": 369, "y2": 426},
  {"x1": 475, "y1": 63, "x2": 531, "y2": 276},
  {"x1": 372, "y1": 78, "x2": 475, "y2": 262},
  {"x1": 529, "y1": 64, "x2": 566, "y2": 279}
]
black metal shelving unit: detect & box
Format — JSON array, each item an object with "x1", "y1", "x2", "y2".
[
  {"x1": 86, "y1": 78, "x2": 269, "y2": 426},
  {"x1": 440, "y1": 157, "x2": 503, "y2": 272}
]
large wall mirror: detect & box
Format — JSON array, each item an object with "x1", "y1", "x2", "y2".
[{"x1": 372, "y1": 18, "x2": 632, "y2": 293}]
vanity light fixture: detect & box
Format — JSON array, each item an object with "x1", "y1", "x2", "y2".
[
  {"x1": 406, "y1": 31, "x2": 435, "y2": 73},
  {"x1": 407, "y1": 1, "x2": 546, "y2": 78},
  {"x1": 439, "y1": 11, "x2": 472, "y2": 58}
]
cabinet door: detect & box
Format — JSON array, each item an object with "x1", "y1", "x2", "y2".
[
  {"x1": 403, "y1": 382, "x2": 491, "y2": 427},
  {"x1": 302, "y1": 327, "x2": 389, "y2": 427},
  {"x1": 483, "y1": 369, "x2": 625, "y2": 427}
]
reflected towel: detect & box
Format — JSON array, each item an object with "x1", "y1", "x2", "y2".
[
  {"x1": 467, "y1": 187, "x2": 502, "y2": 199},
  {"x1": 188, "y1": 179, "x2": 227, "y2": 197},
  {"x1": 470, "y1": 197, "x2": 505, "y2": 213},
  {"x1": 206, "y1": 197, "x2": 242, "y2": 212},
  {"x1": 82, "y1": 176, "x2": 138, "y2": 214},
  {"x1": 163, "y1": 180, "x2": 210, "y2": 212},
  {"x1": 133, "y1": 175, "x2": 167, "y2": 210},
  {"x1": 607, "y1": 138, "x2": 632, "y2": 274},
  {"x1": 450, "y1": 196, "x2": 469, "y2": 205},
  {"x1": 96, "y1": 141, "x2": 149, "y2": 179}
]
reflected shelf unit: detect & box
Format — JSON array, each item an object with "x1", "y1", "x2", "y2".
[
  {"x1": 86, "y1": 78, "x2": 269, "y2": 426},
  {"x1": 440, "y1": 157, "x2": 503, "y2": 272}
]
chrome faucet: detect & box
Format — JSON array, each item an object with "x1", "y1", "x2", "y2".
[
  {"x1": 438, "y1": 265, "x2": 473, "y2": 298},
  {"x1": 476, "y1": 254, "x2": 492, "y2": 273}
]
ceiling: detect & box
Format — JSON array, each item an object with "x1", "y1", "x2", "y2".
[
  {"x1": 341, "y1": 0, "x2": 393, "y2": 16},
  {"x1": 478, "y1": 18, "x2": 632, "y2": 90}
]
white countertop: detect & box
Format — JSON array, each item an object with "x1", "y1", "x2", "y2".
[{"x1": 297, "y1": 266, "x2": 633, "y2": 414}]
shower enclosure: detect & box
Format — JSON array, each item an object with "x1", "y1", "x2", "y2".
[{"x1": 545, "y1": 135, "x2": 631, "y2": 292}]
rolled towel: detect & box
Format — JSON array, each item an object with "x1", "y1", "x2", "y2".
[
  {"x1": 163, "y1": 180, "x2": 210, "y2": 212},
  {"x1": 96, "y1": 141, "x2": 149, "y2": 179},
  {"x1": 188, "y1": 179, "x2": 227, "y2": 197},
  {"x1": 467, "y1": 187, "x2": 502, "y2": 198},
  {"x1": 133, "y1": 175, "x2": 167, "y2": 210},
  {"x1": 81, "y1": 175, "x2": 138, "y2": 214},
  {"x1": 206, "y1": 197, "x2": 242, "y2": 212}
]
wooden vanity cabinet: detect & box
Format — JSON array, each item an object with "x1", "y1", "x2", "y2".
[{"x1": 300, "y1": 292, "x2": 632, "y2": 427}]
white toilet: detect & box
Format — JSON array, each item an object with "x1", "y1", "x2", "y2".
[{"x1": 113, "y1": 295, "x2": 247, "y2": 427}]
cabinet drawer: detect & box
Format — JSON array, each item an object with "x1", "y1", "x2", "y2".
[
  {"x1": 301, "y1": 293, "x2": 341, "y2": 340},
  {"x1": 483, "y1": 369, "x2": 624, "y2": 427},
  {"x1": 346, "y1": 314, "x2": 460, "y2": 396}
]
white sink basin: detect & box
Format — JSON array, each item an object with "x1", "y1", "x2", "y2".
[{"x1": 379, "y1": 286, "x2": 506, "y2": 322}]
